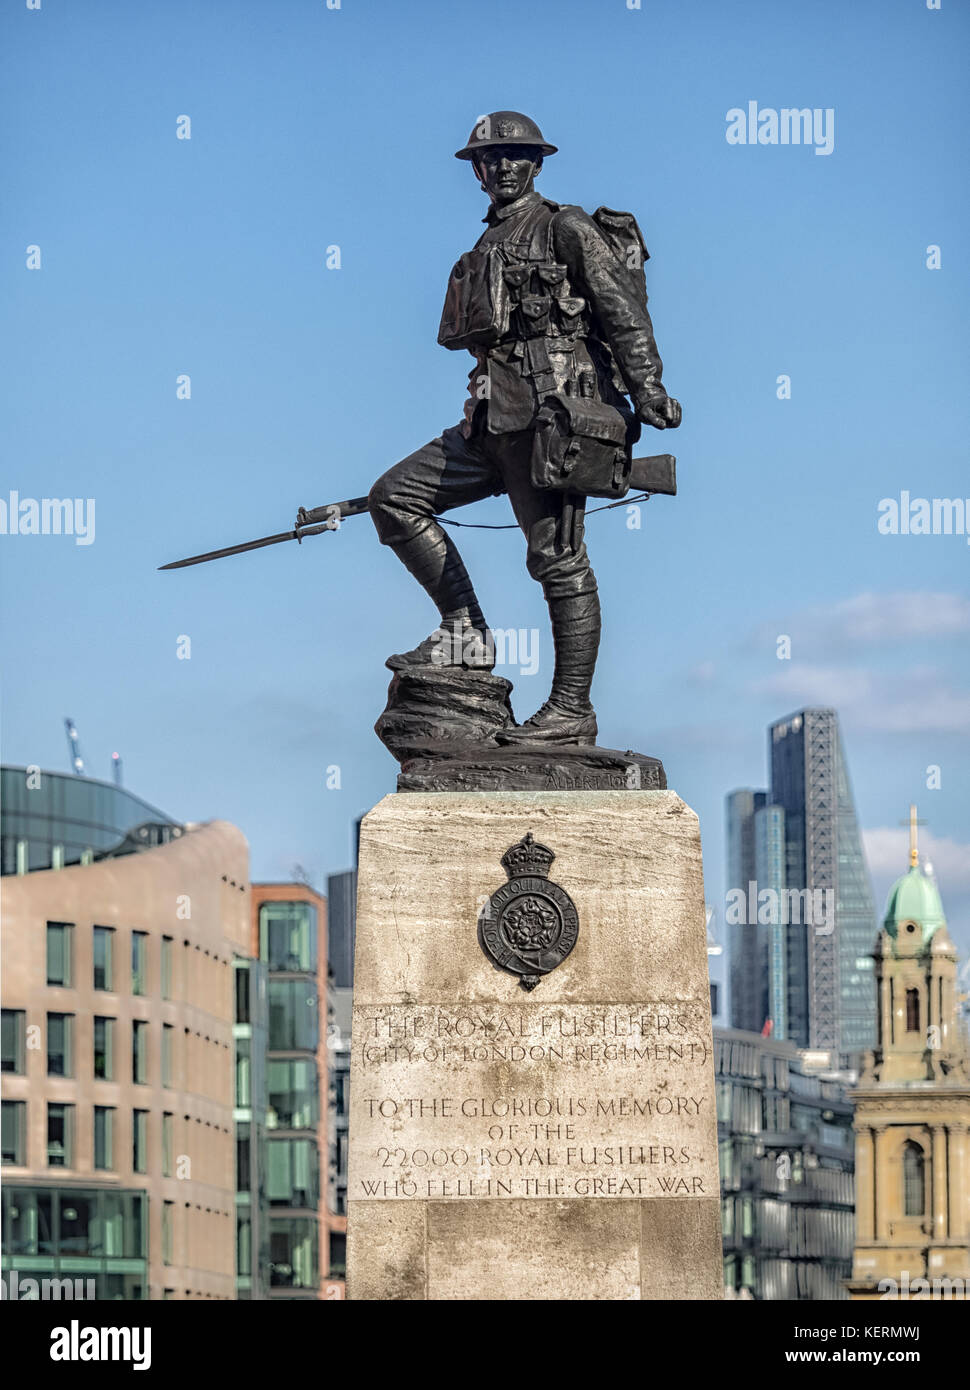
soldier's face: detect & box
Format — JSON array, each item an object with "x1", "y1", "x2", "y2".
[{"x1": 475, "y1": 146, "x2": 541, "y2": 206}]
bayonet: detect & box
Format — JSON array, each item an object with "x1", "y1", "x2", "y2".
[{"x1": 158, "y1": 455, "x2": 675, "y2": 572}]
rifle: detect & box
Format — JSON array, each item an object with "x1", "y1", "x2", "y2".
[{"x1": 158, "y1": 454, "x2": 675, "y2": 572}]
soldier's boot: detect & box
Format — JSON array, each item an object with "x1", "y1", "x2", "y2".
[
  {"x1": 386, "y1": 527, "x2": 495, "y2": 671},
  {"x1": 497, "y1": 592, "x2": 599, "y2": 745}
]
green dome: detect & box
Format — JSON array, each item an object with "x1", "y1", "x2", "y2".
[{"x1": 884, "y1": 864, "x2": 946, "y2": 943}]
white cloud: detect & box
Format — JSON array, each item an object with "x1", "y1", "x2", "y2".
[
  {"x1": 863, "y1": 827, "x2": 970, "y2": 894},
  {"x1": 750, "y1": 664, "x2": 970, "y2": 734},
  {"x1": 751, "y1": 591, "x2": 970, "y2": 655},
  {"x1": 823, "y1": 592, "x2": 970, "y2": 646}
]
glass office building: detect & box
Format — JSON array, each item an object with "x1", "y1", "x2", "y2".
[
  {"x1": 253, "y1": 889, "x2": 327, "y2": 1298},
  {"x1": 716, "y1": 1029, "x2": 855, "y2": 1300},
  {"x1": 726, "y1": 710, "x2": 877, "y2": 1060},
  {"x1": 2, "y1": 1186, "x2": 148, "y2": 1300},
  {"x1": 1, "y1": 766, "x2": 181, "y2": 876}
]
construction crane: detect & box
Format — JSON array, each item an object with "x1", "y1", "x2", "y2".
[{"x1": 64, "y1": 718, "x2": 85, "y2": 776}]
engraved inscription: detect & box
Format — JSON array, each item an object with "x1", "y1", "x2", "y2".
[{"x1": 349, "y1": 1002, "x2": 717, "y2": 1201}]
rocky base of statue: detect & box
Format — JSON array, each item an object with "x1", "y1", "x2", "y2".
[{"x1": 376, "y1": 662, "x2": 666, "y2": 792}]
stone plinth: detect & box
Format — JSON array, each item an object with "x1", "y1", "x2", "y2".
[{"x1": 346, "y1": 791, "x2": 722, "y2": 1301}]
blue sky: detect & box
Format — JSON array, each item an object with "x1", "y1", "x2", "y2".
[{"x1": 2, "y1": 0, "x2": 968, "y2": 965}]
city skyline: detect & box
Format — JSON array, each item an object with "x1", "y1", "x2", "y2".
[{"x1": 2, "y1": 0, "x2": 967, "y2": 965}]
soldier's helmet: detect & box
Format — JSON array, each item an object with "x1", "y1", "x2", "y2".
[{"x1": 454, "y1": 111, "x2": 558, "y2": 161}]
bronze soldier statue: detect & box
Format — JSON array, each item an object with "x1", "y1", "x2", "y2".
[{"x1": 368, "y1": 111, "x2": 681, "y2": 746}]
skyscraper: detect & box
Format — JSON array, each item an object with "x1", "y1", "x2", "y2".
[{"x1": 726, "y1": 710, "x2": 877, "y2": 1059}]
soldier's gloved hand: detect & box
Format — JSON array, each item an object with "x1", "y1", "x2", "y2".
[{"x1": 637, "y1": 394, "x2": 682, "y2": 430}]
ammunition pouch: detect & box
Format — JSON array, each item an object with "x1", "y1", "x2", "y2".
[
  {"x1": 438, "y1": 246, "x2": 510, "y2": 351},
  {"x1": 531, "y1": 395, "x2": 639, "y2": 500}
]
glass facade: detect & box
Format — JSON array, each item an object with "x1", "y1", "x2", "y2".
[
  {"x1": 259, "y1": 902, "x2": 317, "y2": 974},
  {"x1": 233, "y1": 956, "x2": 268, "y2": 1301},
  {"x1": 268, "y1": 1218, "x2": 317, "y2": 1291},
  {"x1": 1, "y1": 766, "x2": 180, "y2": 876},
  {"x1": 267, "y1": 1138, "x2": 319, "y2": 1208},
  {"x1": 716, "y1": 1029, "x2": 854, "y2": 1300},
  {"x1": 267, "y1": 1058, "x2": 318, "y2": 1130},
  {"x1": 2, "y1": 1185, "x2": 147, "y2": 1299},
  {"x1": 268, "y1": 980, "x2": 318, "y2": 1052},
  {"x1": 730, "y1": 711, "x2": 877, "y2": 1058},
  {"x1": 258, "y1": 894, "x2": 324, "y2": 1299}
]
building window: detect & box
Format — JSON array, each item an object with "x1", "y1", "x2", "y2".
[
  {"x1": 93, "y1": 926, "x2": 114, "y2": 991},
  {"x1": 237, "y1": 1211, "x2": 252, "y2": 1274},
  {"x1": 162, "y1": 1201, "x2": 174, "y2": 1265},
  {"x1": 162, "y1": 1112, "x2": 173, "y2": 1178},
  {"x1": 2, "y1": 1100, "x2": 26, "y2": 1165},
  {"x1": 1, "y1": 1009, "x2": 25, "y2": 1074},
  {"x1": 131, "y1": 932, "x2": 148, "y2": 996},
  {"x1": 47, "y1": 1102, "x2": 74, "y2": 1167},
  {"x1": 47, "y1": 1012, "x2": 73, "y2": 1077},
  {"x1": 267, "y1": 1137, "x2": 319, "y2": 1209},
  {"x1": 267, "y1": 1058, "x2": 318, "y2": 1130},
  {"x1": 94, "y1": 1106, "x2": 114, "y2": 1170},
  {"x1": 259, "y1": 902, "x2": 317, "y2": 974},
  {"x1": 93, "y1": 1016, "x2": 114, "y2": 1080},
  {"x1": 236, "y1": 1124, "x2": 251, "y2": 1189},
  {"x1": 268, "y1": 1217, "x2": 318, "y2": 1289},
  {"x1": 235, "y1": 1038, "x2": 251, "y2": 1109},
  {"x1": 905, "y1": 988, "x2": 920, "y2": 1034},
  {"x1": 329, "y1": 1231, "x2": 346, "y2": 1278},
  {"x1": 46, "y1": 922, "x2": 73, "y2": 986},
  {"x1": 903, "y1": 1141, "x2": 925, "y2": 1216},
  {"x1": 132, "y1": 1109, "x2": 149, "y2": 1173},
  {"x1": 235, "y1": 963, "x2": 251, "y2": 1024},
  {"x1": 162, "y1": 1024, "x2": 174, "y2": 1088},
  {"x1": 161, "y1": 936, "x2": 173, "y2": 1000},
  {"x1": 132, "y1": 1020, "x2": 148, "y2": 1084},
  {"x1": 268, "y1": 979, "x2": 318, "y2": 1051}
]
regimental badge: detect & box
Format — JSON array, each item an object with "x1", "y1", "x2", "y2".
[{"x1": 478, "y1": 832, "x2": 579, "y2": 991}]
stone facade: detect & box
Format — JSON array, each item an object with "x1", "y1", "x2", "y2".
[{"x1": 346, "y1": 790, "x2": 722, "y2": 1300}]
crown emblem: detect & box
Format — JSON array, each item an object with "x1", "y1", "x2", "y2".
[
  {"x1": 480, "y1": 832, "x2": 579, "y2": 990},
  {"x1": 500, "y1": 831, "x2": 555, "y2": 879}
]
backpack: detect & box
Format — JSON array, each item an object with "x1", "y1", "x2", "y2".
[{"x1": 589, "y1": 206, "x2": 650, "y2": 309}]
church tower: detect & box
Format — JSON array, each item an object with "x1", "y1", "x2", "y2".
[{"x1": 848, "y1": 807, "x2": 970, "y2": 1298}]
